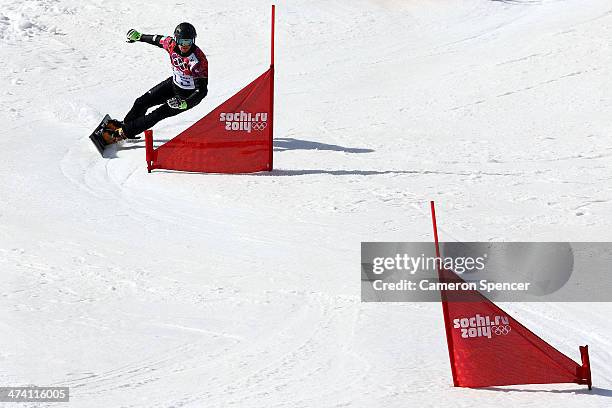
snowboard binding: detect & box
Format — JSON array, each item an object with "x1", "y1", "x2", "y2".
[
  {"x1": 101, "y1": 119, "x2": 125, "y2": 145},
  {"x1": 89, "y1": 114, "x2": 143, "y2": 156},
  {"x1": 101, "y1": 119, "x2": 141, "y2": 144}
]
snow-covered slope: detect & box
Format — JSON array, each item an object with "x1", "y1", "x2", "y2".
[{"x1": 0, "y1": 0, "x2": 610, "y2": 406}]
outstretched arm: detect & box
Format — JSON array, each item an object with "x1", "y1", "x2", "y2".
[{"x1": 126, "y1": 29, "x2": 166, "y2": 48}]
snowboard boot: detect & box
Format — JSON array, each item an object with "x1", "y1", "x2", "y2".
[
  {"x1": 101, "y1": 129, "x2": 119, "y2": 145},
  {"x1": 116, "y1": 126, "x2": 142, "y2": 141},
  {"x1": 101, "y1": 119, "x2": 128, "y2": 145},
  {"x1": 105, "y1": 119, "x2": 123, "y2": 132}
]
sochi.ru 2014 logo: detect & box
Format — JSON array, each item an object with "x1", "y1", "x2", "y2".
[
  {"x1": 452, "y1": 314, "x2": 511, "y2": 339},
  {"x1": 220, "y1": 111, "x2": 268, "y2": 133}
]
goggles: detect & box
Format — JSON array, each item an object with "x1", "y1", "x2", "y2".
[{"x1": 176, "y1": 38, "x2": 194, "y2": 46}]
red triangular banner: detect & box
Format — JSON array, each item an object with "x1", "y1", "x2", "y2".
[
  {"x1": 147, "y1": 68, "x2": 273, "y2": 173},
  {"x1": 430, "y1": 202, "x2": 592, "y2": 389},
  {"x1": 438, "y1": 268, "x2": 591, "y2": 388}
]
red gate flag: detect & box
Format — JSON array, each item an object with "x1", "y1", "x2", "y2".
[
  {"x1": 147, "y1": 69, "x2": 272, "y2": 173},
  {"x1": 145, "y1": 6, "x2": 275, "y2": 174},
  {"x1": 430, "y1": 202, "x2": 592, "y2": 389}
]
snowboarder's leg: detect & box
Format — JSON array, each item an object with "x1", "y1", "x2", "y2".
[
  {"x1": 123, "y1": 77, "x2": 174, "y2": 123},
  {"x1": 122, "y1": 103, "x2": 184, "y2": 139},
  {"x1": 115, "y1": 76, "x2": 206, "y2": 140}
]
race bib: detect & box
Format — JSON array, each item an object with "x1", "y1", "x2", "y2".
[{"x1": 173, "y1": 69, "x2": 195, "y2": 89}]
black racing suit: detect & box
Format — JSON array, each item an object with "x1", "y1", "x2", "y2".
[{"x1": 122, "y1": 34, "x2": 208, "y2": 138}]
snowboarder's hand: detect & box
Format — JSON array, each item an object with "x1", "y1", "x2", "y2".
[
  {"x1": 167, "y1": 97, "x2": 188, "y2": 110},
  {"x1": 126, "y1": 29, "x2": 142, "y2": 43}
]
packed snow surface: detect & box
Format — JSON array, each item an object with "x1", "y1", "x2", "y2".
[{"x1": 0, "y1": 0, "x2": 611, "y2": 406}]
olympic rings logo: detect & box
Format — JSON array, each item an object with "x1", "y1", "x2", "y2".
[
  {"x1": 172, "y1": 54, "x2": 189, "y2": 70},
  {"x1": 252, "y1": 121, "x2": 267, "y2": 131},
  {"x1": 492, "y1": 325, "x2": 511, "y2": 336}
]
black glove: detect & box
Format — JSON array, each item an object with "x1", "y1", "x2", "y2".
[
  {"x1": 126, "y1": 29, "x2": 142, "y2": 43},
  {"x1": 167, "y1": 97, "x2": 188, "y2": 110}
]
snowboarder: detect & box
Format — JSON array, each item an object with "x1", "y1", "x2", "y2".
[{"x1": 102, "y1": 22, "x2": 208, "y2": 144}]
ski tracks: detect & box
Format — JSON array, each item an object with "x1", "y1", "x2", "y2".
[{"x1": 50, "y1": 291, "x2": 369, "y2": 408}]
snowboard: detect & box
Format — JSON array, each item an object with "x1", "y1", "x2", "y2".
[{"x1": 89, "y1": 114, "x2": 112, "y2": 156}]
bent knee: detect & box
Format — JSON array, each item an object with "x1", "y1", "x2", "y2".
[{"x1": 134, "y1": 93, "x2": 152, "y2": 106}]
